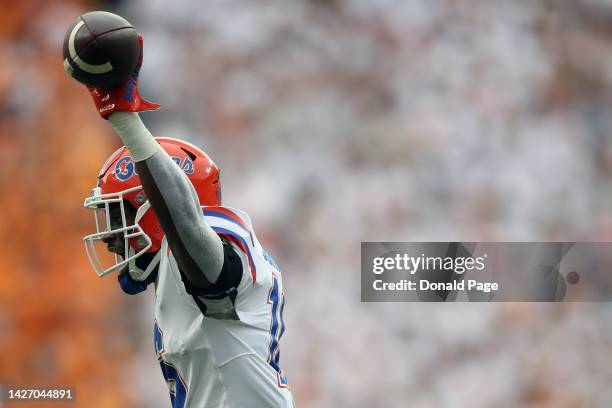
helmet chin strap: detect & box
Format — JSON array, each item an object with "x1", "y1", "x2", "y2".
[
  {"x1": 134, "y1": 198, "x2": 151, "y2": 225},
  {"x1": 128, "y1": 248, "x2": 161, "y2": 281},
  {"x1": 127, "y1": 199, "x2": 160, "y2": 281}
]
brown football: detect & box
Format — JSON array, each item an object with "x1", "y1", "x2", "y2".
[{"x1": 62, "y1": 11, "x2": 139, "y2": 88}]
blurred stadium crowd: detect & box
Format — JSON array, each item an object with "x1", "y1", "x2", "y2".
[{"x1": 2, "y1": 0, "x2": 612, "y2": 407}]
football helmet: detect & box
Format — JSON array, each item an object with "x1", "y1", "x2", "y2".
[{"x1": 83, "y1": 137, "x2": 221, "y2": 277}]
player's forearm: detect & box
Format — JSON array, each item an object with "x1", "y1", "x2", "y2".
[{"x1": 107, "y1": 112, "x2": 224, "y2": 286}]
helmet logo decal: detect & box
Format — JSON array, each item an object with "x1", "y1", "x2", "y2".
[
  {"x1": 171, "y1": 156, "x2": 195, "y2": 175},
  {"x1": 115, "y1": 156, "x2": 195, "y2": 182},
  {"x1": 115, "y1": 156, "x2": 138, "y2": 181}
]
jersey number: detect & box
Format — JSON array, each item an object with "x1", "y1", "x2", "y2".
[
  {"x1": 154, "y1": 321, "x2": 187, "y2": 407},
  {"x1": 267, "y1": 274, "x2": 288, "y2": 388}
]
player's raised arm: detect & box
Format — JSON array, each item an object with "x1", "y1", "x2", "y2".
[
  {"x1": 112, "y1": 113, "x2": 224, "y2": 289},
  {"x1": 85, "y1": 35, "x2": 224, "y2": 289}
]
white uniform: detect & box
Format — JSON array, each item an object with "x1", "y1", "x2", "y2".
[{"x1": 153, "y1": 206, "x2": 294, "y2": 408}]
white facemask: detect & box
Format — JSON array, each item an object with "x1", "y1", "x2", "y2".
[{"x1": 83, "y1": 186, "x2": 153, "y2": 277}]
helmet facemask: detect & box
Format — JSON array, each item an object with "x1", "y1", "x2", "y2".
[{"x1": 83, "y1": 186, "x2": 153, "y2": 277}]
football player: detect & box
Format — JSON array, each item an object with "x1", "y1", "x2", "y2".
[{"x1": 80, "y1": 35, "x2": 294, "y2": 408}]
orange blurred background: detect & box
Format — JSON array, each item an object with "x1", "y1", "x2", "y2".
[{"x1": 0, "y1": 1, "x2": 133, "y2": 407}]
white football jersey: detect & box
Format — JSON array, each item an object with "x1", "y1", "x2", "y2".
[{"x1": 152, "y1": 206, "x2": 294, "y2": 408}]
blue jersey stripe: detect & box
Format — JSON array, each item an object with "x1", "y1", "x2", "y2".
[
  {"x1": 211, "y1": 226, "x2": 257, "y2": 282},
  {"x1": 204, "y1": 210, "x2": 255, "y2": 246}
]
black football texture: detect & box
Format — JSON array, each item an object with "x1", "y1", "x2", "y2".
[{"x1": 63, "y1": 11, "x2": 139, "y2": 88}]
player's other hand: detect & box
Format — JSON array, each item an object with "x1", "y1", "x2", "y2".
[{"x1": 87, "y1": 34, "x2": 161, "y2": 119}]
